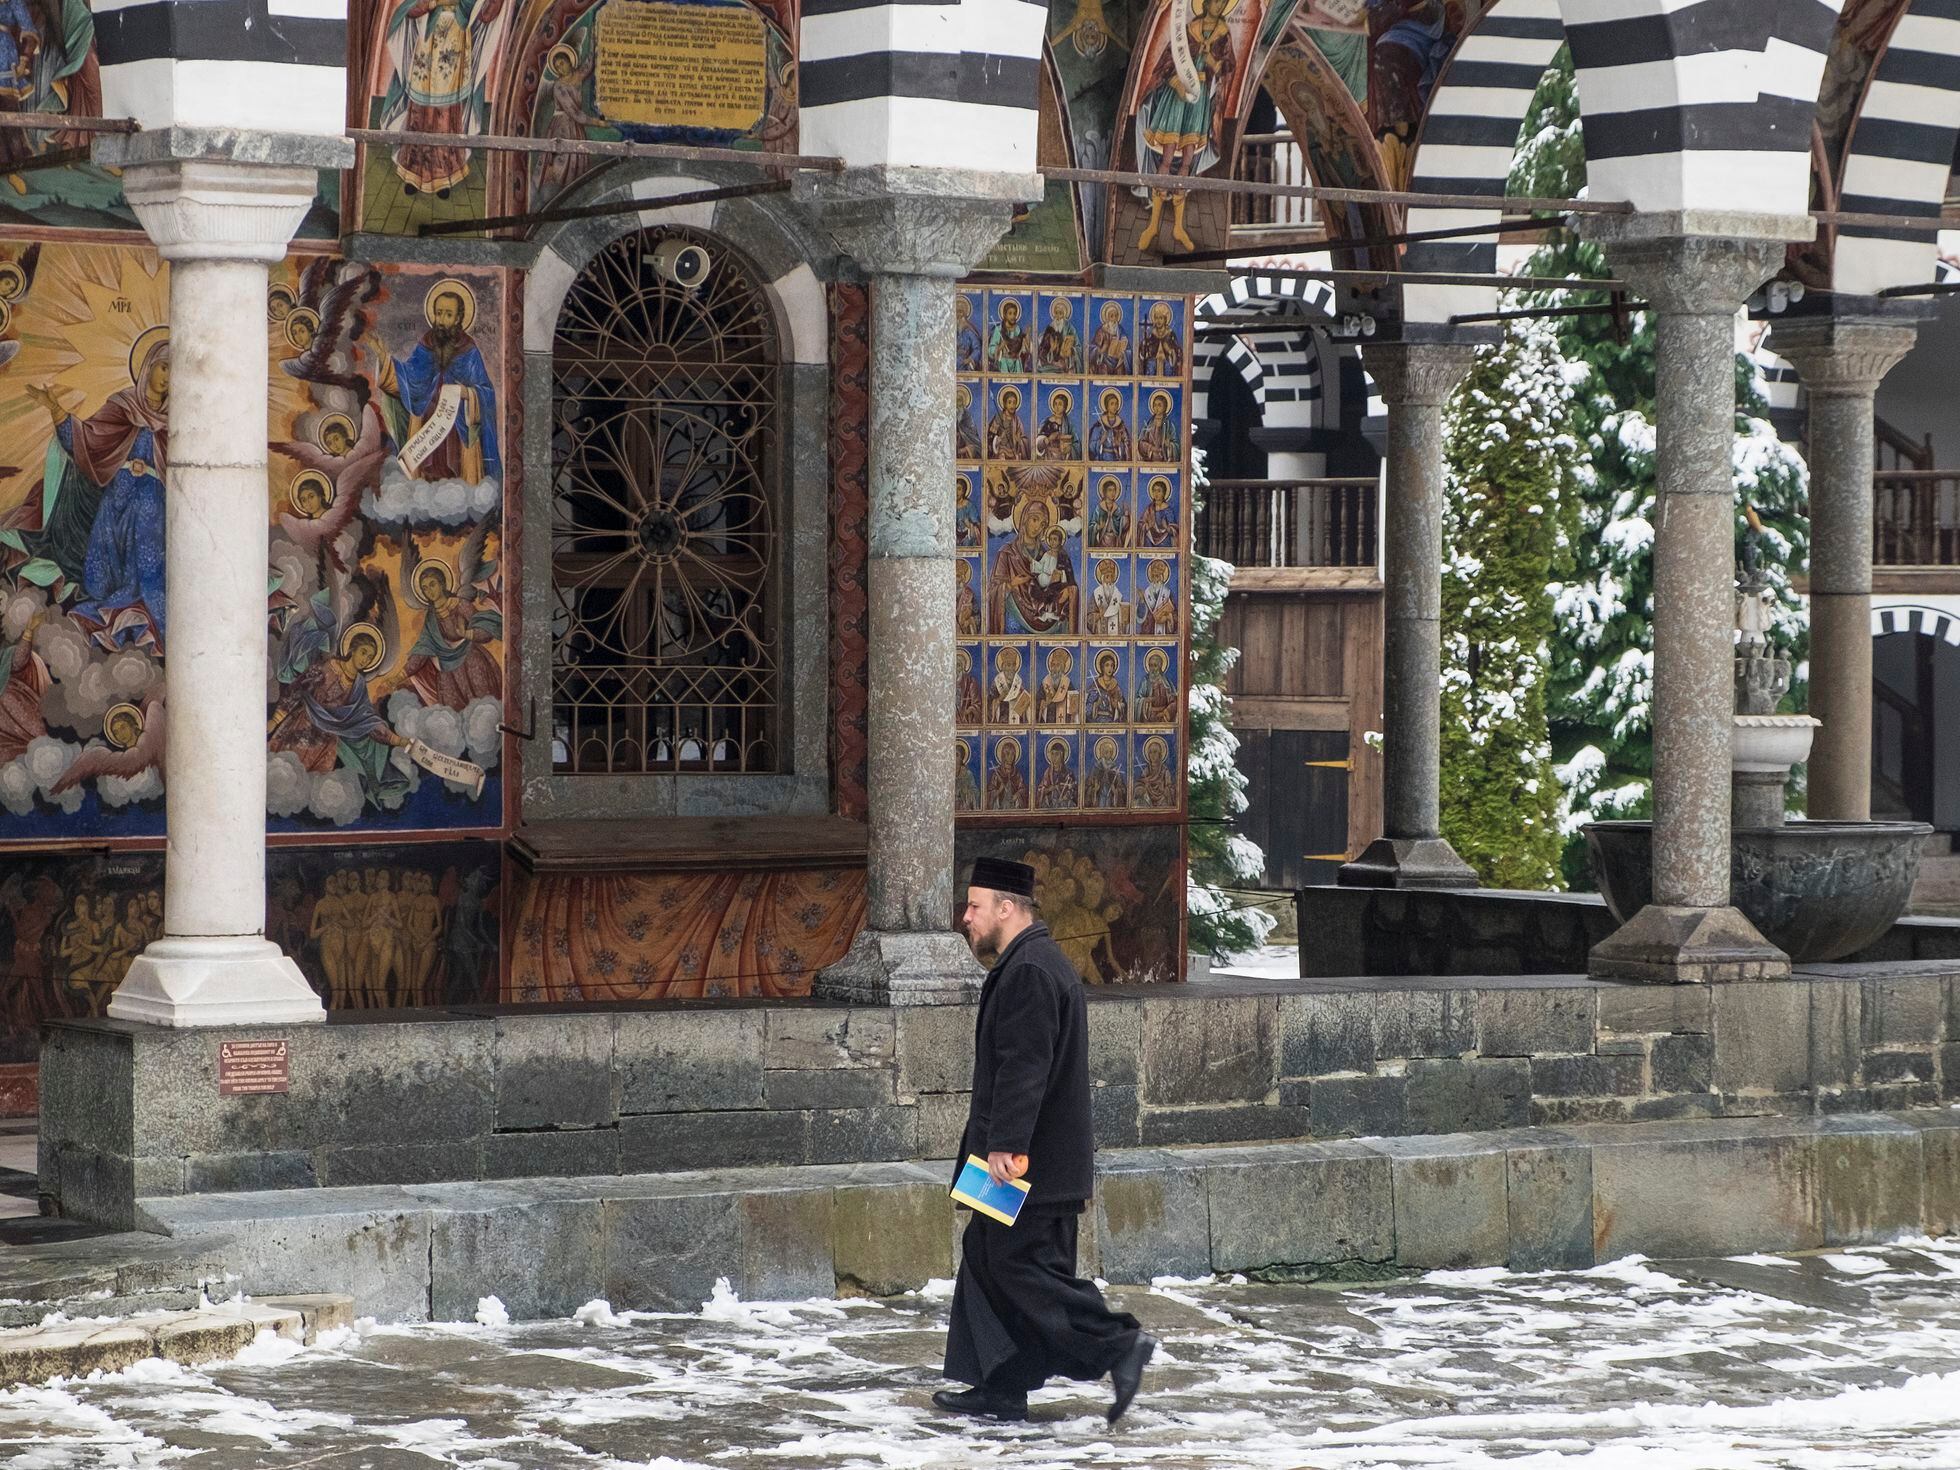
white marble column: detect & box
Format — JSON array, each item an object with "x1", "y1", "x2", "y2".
[
  {"x1": 1770, "y1": 313, "x2": 1918, "y2": 822},
  {"x1": 805, "y1": 168, "x2": 1037, "y2": 1004},
  {"x1": 107, "y1": 159, "x2": 326, "y2": 1027},
  {"x1": 1581, "y1": 214, "x2": 1809, "y2": 984},
  {"x1": 1339, "y1": 339, "x2": 1481, "y2": 889}
]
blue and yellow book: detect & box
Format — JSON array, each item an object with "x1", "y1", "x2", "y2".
[{"x1": 951, "y1": 1155, "x2": 1032, "y2": 1226}]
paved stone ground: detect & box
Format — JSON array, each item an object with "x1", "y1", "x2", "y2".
[{"x1": 4, "y1": 1238, "x2": 1959, "y2": 1468}]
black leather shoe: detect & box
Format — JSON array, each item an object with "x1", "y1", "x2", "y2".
[
  {"x1": 931, "y1": 1385, "x2": 1028, "y2": 1421},
  {"x1": 1106, "y1": 1333, "x2": 1156, "y2": 1424}
]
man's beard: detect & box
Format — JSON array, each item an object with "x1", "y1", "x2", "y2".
[{"x1": 429, "y1": 325, "x2": 462, "y2": 357}]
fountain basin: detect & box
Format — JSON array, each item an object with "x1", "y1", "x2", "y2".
[
  {"x1": 1731, "y1": 713, "x2": 1820, "y2": 773},
  {"x1": 1584, "y1": 820, "x2": 1932, "y2": 963}
]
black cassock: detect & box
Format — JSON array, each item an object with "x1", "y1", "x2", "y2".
[{"x1": 944, "y1": 922, "x2": 1140, "y2": 1394}]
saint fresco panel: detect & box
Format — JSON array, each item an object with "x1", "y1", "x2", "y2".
[
  {"x1": 953, "y1": 285, "x2": 1189, "y2": 819},
  {"x1": 0, "y1": 244, "x2": 509, "y2": 842}
]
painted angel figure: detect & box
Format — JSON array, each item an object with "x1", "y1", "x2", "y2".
[
  {"x1": 399, "y1": 525, "x2": 503, "y2": 710},
  {"x1": 49, "y1": 691, "x2": 163, "y2": 797},
  {"x1": 272, "y1": 403, "x2": 387, "y2": 574},
  {"x1": 268, "y1": 615, "x2": 412, "y2": 806}
]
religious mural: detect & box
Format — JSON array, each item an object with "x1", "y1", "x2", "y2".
[
  {"x1": 506, "y1": 863, "x2": 864, "y2": 1000},
  {"x1": 1367, "y1": 0, "x2": 1484, "y2": 189},
  {"x1": 0, "y1": 243, "x2": 508, "y2": 840},
  {"x1": 955, "y1": 287, "x2": 1191, "y2": 819},
  {"x1": 358, "y1": 0, "x2": 796, "y2": 233},
  {"x1": 0, "y1": 842, "x2": 502, "y2": 1062},
  {"x1": 957, "y1": 824, "x2": 1184, "y2": 982}
]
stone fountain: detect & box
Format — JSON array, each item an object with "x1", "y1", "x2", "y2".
[{"x1": 1585, "y1": 538, "x2": 1930, "y2": 963}]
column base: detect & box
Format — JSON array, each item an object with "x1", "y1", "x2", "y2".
[
  {"x1": 106, "y1": 938, "x2": 325, "y2": 1027},
  {"x1": 1587, "y1": 904, "x2": 1790, "y2": 985},
  {"x1": 813, "y1": 929, "x2": 984, "y2": 1006},
  {"x1": 1336, "y1": 837, "x2": 1480, "y2": 890}
]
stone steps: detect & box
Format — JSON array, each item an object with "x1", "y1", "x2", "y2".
[
  {"x1": 1913, "y1": 851, "x2": 1960, "y2": 908},
  {"x1": 0, "y1": 1293, "x2": 354, "y2": 1387},
  {"x1": 133, "y1": 1108, "x2": 1960, "y2": 1324},
  {"x1": 0, "y1": 1232, "x2": 238, "y2": 1329}
]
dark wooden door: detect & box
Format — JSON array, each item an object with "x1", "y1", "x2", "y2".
[{"x1": 1235, "y1": 729, "x2": 1350, "y2": 889}]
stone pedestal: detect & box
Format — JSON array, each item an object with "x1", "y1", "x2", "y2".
[
  {"x1": 803, "y1": 169, "x2": 1038, "y2": 1003},
  {"x1": 1579, "y1": 214, "x2": 1811, "y2": 984},
  {"x1": 1339, "y1": 340, "x2": 1480, "y2": 891},
  {"x1": 1770, "y1": 313, "x2": 1918, "y2": 822},
  {"x1": 106, "y1": 157, "x2": 328, "y2": 1027}
]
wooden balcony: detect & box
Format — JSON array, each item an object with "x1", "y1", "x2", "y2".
[
  {"x1": 1229, "y1": 133, "x2": 1321, "y2": 239},
  {"x1": 1197, "y1": 478, "x2": 1380, "y2": 591}
]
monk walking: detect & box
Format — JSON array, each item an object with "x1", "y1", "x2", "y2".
[{"x1": 935, "y1": 857, "x2": 1155, "y2": 1424}]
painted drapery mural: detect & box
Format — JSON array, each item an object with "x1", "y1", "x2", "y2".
[
  {"x1": 954, "y1": 286, "x2": 1192, "y2": 820},
  {"x1": 506, "y1": 863, "x2": 864, "y2": 1001},
  {"x1": 0, "y1": 243, "x2": 508, "y2": 840}
]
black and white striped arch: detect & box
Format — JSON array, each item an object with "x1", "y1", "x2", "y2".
[
  {"x1": 1874, "y1": 603, "x2": 1960, "y2": 645},
  {"x1": 95, "y1": 0, "x2": 347, "y2": 135}
]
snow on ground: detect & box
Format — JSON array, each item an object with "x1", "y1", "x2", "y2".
[
  {"x1": 4, "y1": 1239, "x2": 1960, "y2": 1467},
  {"x1": 1212, "y1": 944, "x2": 1300, "y2": 980}
]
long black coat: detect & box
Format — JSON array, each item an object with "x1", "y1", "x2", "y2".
[{"x1": 953, "y1": 921, "x2": 1095, "y2": 1207}]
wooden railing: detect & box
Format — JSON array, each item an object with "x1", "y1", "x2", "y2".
[
  {"x1": 1875, "y1": 414, "x2": 1934, "y2": 473},
  {"x1": 1230, "y1": 132, "x2": 1318, "y2": 234},
  {"x1": 1873, "y1": 470, "x2": 1960, "y2": 567},
  {"x1": 1197, "y1": 478, "x2": 1377, "y2": 569}
]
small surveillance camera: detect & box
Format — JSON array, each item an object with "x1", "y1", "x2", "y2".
[{"x1": 652, "y1": 238, "x2": 712, "y2": 290}]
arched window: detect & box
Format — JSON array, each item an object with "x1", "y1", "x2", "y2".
[{"x1": 550, "y1": 226, "x2": 781, "y2": 775}]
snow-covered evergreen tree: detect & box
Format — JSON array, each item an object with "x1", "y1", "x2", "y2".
[
  {"x1": 1511, "y1": 49, "x2": 1812, "y2": 883},
  {"x1": 1439, "y1": 313, "x2": 1581, "y2": 889},
  {"x1": 1185, "y1": 447, "x2": 1277, "y2": 957}
]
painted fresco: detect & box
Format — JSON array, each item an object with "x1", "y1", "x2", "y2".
[
  {"x1": 506, "y1": 864, "x2": 864, "y2": 1000},
  {"x1": 0, "y1": 243, "x2": 508, "y2": 840},
  {"x1": 1368, "y1": 0, "x2": 1485, "y2": 189},
  {"x1": 955, "y1": 286, "x2": 1191, "y2": 819},
  {"x1": 0, "y1": 0, "x2": 338, "y2": 234},
  {"x1": 359, "y1": 0, "x2": 795, "y2": 233},
  {"x1": 264, "y1": 257, "x2": 509, "y2": 834},
  {"x1": 0, "y1": 842, "x2": 502, "y2": 1061},
  {"x1": 957, "y1": 823, "x2": 1183, "y2": 982}
]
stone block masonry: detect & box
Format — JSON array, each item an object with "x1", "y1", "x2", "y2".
[
  {"x1": 134, "y1": 1110, "x2": 1960, "y2": 1323},
  {"x1": 39, "y1": 966, "x2": 1960, "y2": 1230}
]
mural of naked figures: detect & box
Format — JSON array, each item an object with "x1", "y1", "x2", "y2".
[
  {"x1": 0, "y1": 244, "x2": 507, "y2": 840},
  {"x1": 0, "y1": 844, "x2": 501, "y2": 1060},
  {"x1": 955, "y1": 287, "x2": 1190, "y2": 819},
  {"x1": 957, "y1": 823, "x2": 1183, "y2": 983}
]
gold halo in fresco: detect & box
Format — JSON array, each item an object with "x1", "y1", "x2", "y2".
[
  {"x1": 339, "y1": 621, "x2": 385, "y2": 673},
  {"x1": 103, "y1": 702, "x2": 143, "y2": 750},
  {"x1": 0, "y1": 260, "x2": 25, "y2": 302},
  {"x1": 285, "y1": 308, "x2": 321, "y2": 350},
  {"x1": 127, "y1": 324, "x2": 169, "y2": 386},
  {"x1": 408, "y1": 557, "x2": 456, "y2": 604},
  {"x1": 545, "y1": 42, "x2": 579, "y2": 76},
  {"x1": 288, "y1": 469, "x2": 334, "y2": 518},
  {"x1": 423, "y1": 278, "x2": 476, "y2": 332},
  {"x1": 266, "y1": 283, "x2": 297, "y2": 322},
  {"x1": 313, "y1": 412, "x2": 357, "y2": 451}
]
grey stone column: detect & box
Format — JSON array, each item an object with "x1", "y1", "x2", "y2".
[
  {"x1": 1581, "y1": 214, "x2": 1811, "y2": 984},
  {"x1": 1770, "y1": 313, "x2": 1917, "y2": 821},
  {"x1": 804, "y1": 169, "x2": 1037, "y2": 1004},
  {"x1": 1339, "y1": 339, "x2": 1480, "y2": 890}
]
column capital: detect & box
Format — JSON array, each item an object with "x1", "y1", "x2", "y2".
[
  {"x1": 1361, "y1": 339, "x2": 1481, "y2": 407},
  {"x1": 1577, "y1": 212, "x2": 1810, "y2": 316},
  {"x1": 1769, "y1": 315, "x2": 1919, "y2": 397},
  {"x1": 119, "y1": 157, "x2": 319, "y2": 264},
  {"x1": 798, "y1": 166, "x2": 1041, "y2": 278}
]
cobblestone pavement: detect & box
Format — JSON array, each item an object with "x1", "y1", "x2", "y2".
[{"x1": 5, "y1": 1238, "x2": 1959, "y2": 1468}]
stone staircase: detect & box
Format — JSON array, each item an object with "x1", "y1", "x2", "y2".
[
  {"x1": 0, "y1": 1229, "x2": 353, "y2": 1384},
  {"x1": 1914, "y1": 831, "x2": 1960, "y2": 912}
]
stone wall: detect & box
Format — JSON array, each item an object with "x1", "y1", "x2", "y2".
[
  {"x1": 1295, "y1": 886, "x2": 1960, "y2": 979},
  {"x1": 42, "y1": 965, "x2": 1960, "y2": 1230}
]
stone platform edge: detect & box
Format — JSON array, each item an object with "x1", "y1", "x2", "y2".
[
  {"x1": 40, "y1": 964, "x2": 1960, "y2": 1230},
  {"x1": 133, "y1": 1109, "x2": 1960, "y2": 1324}
]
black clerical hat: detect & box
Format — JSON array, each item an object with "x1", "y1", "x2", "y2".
[{"x1": 970, "y1": 857, "x2": 1036, "y2": 899}]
